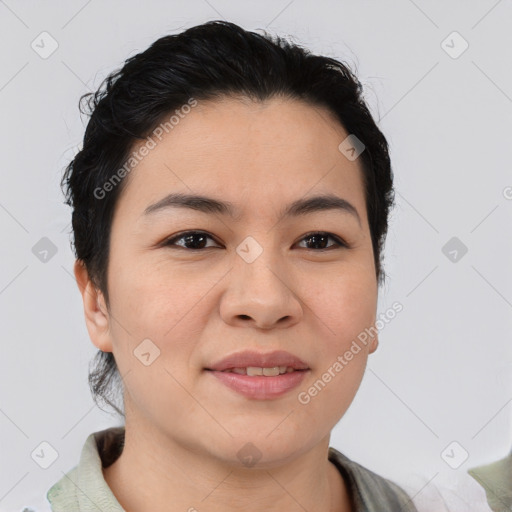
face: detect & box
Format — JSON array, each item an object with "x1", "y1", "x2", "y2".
[{"x1": 77, "y1": 95, "x2": 379, "y2": 467}]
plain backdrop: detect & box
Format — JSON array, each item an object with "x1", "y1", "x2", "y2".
[{"x1": 1, "y1": 1, "x2": 511, "y2": 511}]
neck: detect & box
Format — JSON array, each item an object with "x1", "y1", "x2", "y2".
[{"x1": 102, "y1": 418, "x2": 351, "y2": 512}]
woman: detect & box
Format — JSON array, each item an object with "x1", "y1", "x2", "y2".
[{"x1": 47, "y1": 20, "x2": 418, "y2": 512}]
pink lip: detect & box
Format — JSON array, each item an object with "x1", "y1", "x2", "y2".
[
  {"x1": 204, "y1": 349, "x2": 310, "y2": 400},
  {"x1": 208, "y1": 370, "x2": 309, "y2": 400},
  {"x1": 205, "y1": 350, "x2": 310, "y2": 372}
]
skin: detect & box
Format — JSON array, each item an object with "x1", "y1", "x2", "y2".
[{"x1": 74, "y1": 95, "x2": 379, "y2": 512}]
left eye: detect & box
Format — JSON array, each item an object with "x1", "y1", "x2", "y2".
[
  {"x1": 163, "y1": 231, "x2": 348, "y2": 251},
  {"x1": 296, "y1": 232, "x2": 348, "y2": 250}
]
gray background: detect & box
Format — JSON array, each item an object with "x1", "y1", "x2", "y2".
[{"x1": 1, "y1": 1, "x2": 511, "y2": 510}]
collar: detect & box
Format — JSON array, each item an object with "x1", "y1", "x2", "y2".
[{"x1": 46, "y1": 427, "x2": 125, "y2": 511}]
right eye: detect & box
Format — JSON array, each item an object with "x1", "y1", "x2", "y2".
[{"x1": 162, "y1": 231, "x2": 221, "y2": 250}]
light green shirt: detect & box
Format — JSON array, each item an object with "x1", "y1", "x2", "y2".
[
  {"x1": 46, "y1": 427, "x2": 418, "y2": 511},
  {"x1": 469, "y1": 451, "x2": 512, "y2": 512}
]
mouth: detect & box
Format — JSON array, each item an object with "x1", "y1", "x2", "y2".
[
  {"x1": 213, "y1": 366, "x2": 307, "y2": 376},
  {"x1": 204, "y1": 350, "x2": 310, "y2": 399},
  {"x1": 205, "y1": 349, "x2": 310, "y2": 373}
]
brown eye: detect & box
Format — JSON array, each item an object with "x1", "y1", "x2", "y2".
[
  {"x1": 163, "y1": 231, "x2": 220, "y2": 250},
  {"x1": 296, "y1": 232, "x2": 348, "y2": 250},
  {"x1": 162, "y1": 230, "x2": 348, "y2": 251}
]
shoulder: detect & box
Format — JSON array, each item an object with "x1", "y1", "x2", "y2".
[
  {"x1": 328, "y1": 446, "x2": 418, "y2": 512},
  {"x1": 45, "y1": 427, "x2": 125, "y2": 511}
]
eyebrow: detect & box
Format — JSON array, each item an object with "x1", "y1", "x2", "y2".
[{"x1": 142, "y1": 192, "x2": 361, "y2": 226}]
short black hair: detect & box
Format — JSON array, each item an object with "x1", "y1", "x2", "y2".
[{"x1": 62, "y1": 20, "x2": 394, "y2": 417}]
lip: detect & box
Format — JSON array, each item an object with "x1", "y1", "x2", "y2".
[
  {"x1": 208, "y1": 370, "x2": 309, "y2": 400},
  {"x1": 204, "y1": 350, "x2": 310, "y2": 400},
  {"x1": 205, "y1": 350, "x2": 310, "y2": 372}
]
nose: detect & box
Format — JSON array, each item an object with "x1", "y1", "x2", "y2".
[{"x1": 219, "y1": 245, "x2": 303, "y2": 330}]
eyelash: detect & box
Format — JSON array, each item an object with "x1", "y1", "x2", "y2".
[{"x1": 162, "y1": 230, "x2": 349, "y2": 251}]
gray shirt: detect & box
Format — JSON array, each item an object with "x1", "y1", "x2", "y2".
[{"x1": 46, "y1": 427, "x2": 418, "y2": 511}]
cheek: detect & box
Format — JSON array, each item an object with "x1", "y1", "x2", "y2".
[
  {"x1": 295, "y1": 275, "x2": 374, "y2": 428},
  {"x1": 106, "y1": 260, "x2": 219, "y2": 382},
  {"x1": 105, "y1": 265, "x2": 204, "y2": 423},
  {"x1": 109, "y1": 257, "x2": 203, "y2": 333},
  {"x1": 296, "y1": 270, "x2": 376, "y2": 411},
  {"x1": 304, "y1": 268, "x2": 377, "y2": 349}
]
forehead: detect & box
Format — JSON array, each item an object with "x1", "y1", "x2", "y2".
[{"x1": 114, "y1": 96, "x2": 367, "y2": 225}]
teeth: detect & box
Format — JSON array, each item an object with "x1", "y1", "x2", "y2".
[
  {"x1": 223, "y1": 366, "x2": 295, "y2": 376},
  {"x1": 262, "y1": 367, "x2": 280, "y2": 376}
]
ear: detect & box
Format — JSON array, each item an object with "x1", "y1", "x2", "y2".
[
  {"x1": 368, "y1": 333, "x2": 379, "y2": 354},
  {"x1": 73, "y1": 259, "x2": 113, "y2": 353}
]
